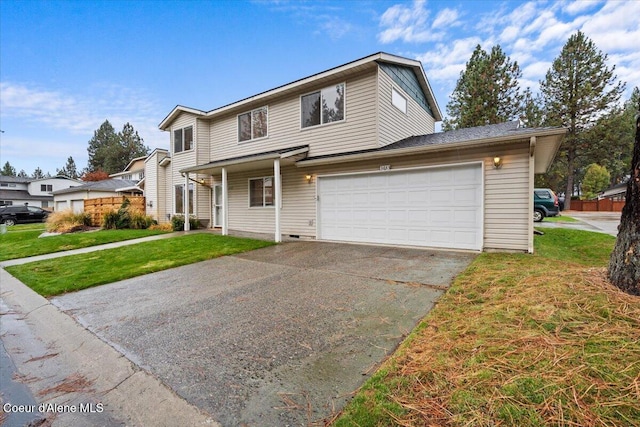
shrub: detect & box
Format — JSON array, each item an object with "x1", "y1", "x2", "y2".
[
  {"x1": 171, "y1": 215, "x2": 199, "y2": 231},
  {"x1": 102, "y1": 210, "x2": 119, "y2": 229},
  {"x1": 46, "y1": 210, "x2": 92, "y2": 233},
  {"x1": 149, "y1": 223, "x2": 173, "y2": 232},
  {"x1": 129, "y1": 211, "x2": 156, "y2": 229}
]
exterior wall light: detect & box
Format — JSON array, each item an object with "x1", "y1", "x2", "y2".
[
  {"x1": 493, "y1": 156, "x2": 503, "y2": 169},
  {"x1": 305, "y1": 174, "x2": 313, "y2": 184}
]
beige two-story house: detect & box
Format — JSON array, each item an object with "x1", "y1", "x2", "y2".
[{"x1": 148, "y1": 52, "x2": 565, "y2": 253}]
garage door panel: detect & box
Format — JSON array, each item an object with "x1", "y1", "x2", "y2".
[{"x1": 318, "y1": 164, "x2": 482, "y2": 250}]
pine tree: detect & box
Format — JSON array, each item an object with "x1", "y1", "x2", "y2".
[
  {"x1": 32, "y1": 167, "x2": 45, "y2": 179},
  {"x1": 86, "y1": 120, "x2": 149, "y2": 174},
  {"x1": 1, "y1": 161, "x2": 16, "y2": 176},
  {"x1": 57, "y1": 156, "x2": 79, "y2": 179},
  {"x1": 87, "y1": 120, "x2": 119, "y2": 173},
  {"x1": 608, "y1": 97, "x2": 640, "y2": 295},
  {"x1": 540, "y1": 31, "x2": 625, "y2": 210},
  {"x1": 443, "y1": 44, "x2": 524, "y2": 130}
]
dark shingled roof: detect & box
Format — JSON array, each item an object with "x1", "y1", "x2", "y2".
[
  {"x1": 52, "y1": 179, "x2": 140, "y2": 195},
  {"x1": 300, "y1": 121, "x2": 560, "y2": 163}
]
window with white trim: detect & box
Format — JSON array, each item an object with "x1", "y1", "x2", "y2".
[
  {"x1": 238, "y1": 106, "x2": 268, "y2": 142},
  {"x1": 175, "y1": 183, "x2": 194, "y2": 214},
  {"x1": 249, "y1": 177, "x2": 273, "y2": 207},
  {"x1": 301, "y1": 83, "x2": 345, "y2": 128},
  {"x1": 40, "y1": 184, "x2": 53, "y2": 192},
  {"x1": 173, "y1": 126, "x2": 193, "y2": 153},
  {"x1": 391, "y1": 88, "x2": 407, "y2": 114}
]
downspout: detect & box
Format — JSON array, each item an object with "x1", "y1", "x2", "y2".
[{"x1": 528, "y1": 136, "x2": 536, "y2": 253}]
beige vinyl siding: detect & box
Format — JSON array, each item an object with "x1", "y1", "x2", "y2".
[
  {"x1": 144, "y1": 154, "x2": 159, "y2": 220},
  {"x1": 209, "y1": 70, "x2": 380, "y2": 161},
  {"x1": 483, "y1": 144, "x2": 531, "y2": 251},
  {"x1": 170, "y1": 113, "x2": 198, "y2": 215},
  {"x1": 296, "y1": 142, "x2": 531, "y2": 251},
  {"x1": 377, "y1": 69, "x2": 435, "y2": 146}
]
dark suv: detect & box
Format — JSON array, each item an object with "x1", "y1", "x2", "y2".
[
  {"x1": 533, "y1": 188, "x2": 560, "y2": 222},
  {"x1": 0, "y1": 205, "x2": 49, "y2": 226}
]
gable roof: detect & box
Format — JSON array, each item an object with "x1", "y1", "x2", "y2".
[
  {"x1": 159, "y1": 52, "x2": 442, "y2": 130},
  {"x1": 52, "y1": 179, "x2": 141, "y2": 195}
]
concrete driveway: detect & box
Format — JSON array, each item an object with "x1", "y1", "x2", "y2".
[{"x1": 51, "y1": 241, "x2": 475, "y2": 426}]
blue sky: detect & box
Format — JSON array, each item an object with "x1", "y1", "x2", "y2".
[{"x1": 1, "y1": 0, "x2": 638, "y2": 176}]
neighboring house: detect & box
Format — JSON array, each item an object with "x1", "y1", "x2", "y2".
[
  {"x1": 109, "y1": 156, "x2": 147, "y2": 181},
  {"x1": 599, "y1": 182, "x2": 627, "y2": 201},
  {"x1": 148, "y1": 52, "x2": 566, "y2": 253},
  {"x1": 0, "y1": 175, "x2": 82, "y2": 208},
  {"x1": 52, "y1": 179, "x2": 142, "y2": 212}
]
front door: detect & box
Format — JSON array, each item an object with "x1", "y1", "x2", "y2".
[{"x1": 213, "y1": 184, "x2": 223, "y2": 227}]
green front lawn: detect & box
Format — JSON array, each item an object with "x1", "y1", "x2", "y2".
[
  {"x1": 6, "y1": 234, "x2": 274, "y2": 297},
  {"x1": 336, "y1": 229, "x2": 639, "y2": 427},
  {"x1": 0, "y1": 224, "x2": 168, "y2": 261},
  {"x1": 543, "y1": 214, "x2": 578, "y2": 223}
]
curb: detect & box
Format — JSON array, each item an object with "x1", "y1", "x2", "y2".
[{"x1": 0, "y1": 268, "x2": 219, "y2": 426}]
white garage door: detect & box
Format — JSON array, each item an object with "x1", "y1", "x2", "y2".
[{"x1": 317, "y1": 164, "x2": 483, "y2": 250}]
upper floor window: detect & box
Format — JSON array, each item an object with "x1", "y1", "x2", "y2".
[
  {"x1": 391, "y1": 88, "x2": 407, "y2": 114},
  {"x1": 301, "y1": 83, "x2": 345, "y2": 128},
  {"x1": 238, "y1": 107, "x2": 268, "y2": 142},
  {"x1": 173, "y1": 126, "x2": 193, "y2": 153},
  {"x1": 41, "y1": 184, "x2": 53, "y2": 192}
]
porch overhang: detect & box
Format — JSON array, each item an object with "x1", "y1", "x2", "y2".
[{"x1": 180, "y1": 145, "x2": 309, "y2": 175}]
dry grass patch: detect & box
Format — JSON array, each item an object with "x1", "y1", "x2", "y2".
[{"x1": 335, "y1": 230, "x2": 639, "y2": 427}]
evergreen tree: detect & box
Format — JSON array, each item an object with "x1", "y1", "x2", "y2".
[
  {"x1": 57, "y1": 156, "x2": 79, "y2": 179},
  {"x1": 443, "y1": 44, "x2": 524, "y2": 130},
  {"x1": 540, "y1": 31, "x2": 625, "y2": 209},
  {"x1": 583, "y1": 87, "x2": 638, "y2": 186},
  {"x1": 17, "y1": 170, "x2": 28, "y2": 178},
  {"x1": 1, "y1": 161, "x2": 16, "y2": 176},
  {"x1": 87, "y1": 120, "x2": 119, "y2": 173},
  {"x1": 32, "y1": 167, "x2": 45, "y2": 179},
  {"x1": 86, "y1": 120, "x2": 149, "y2": 174}
]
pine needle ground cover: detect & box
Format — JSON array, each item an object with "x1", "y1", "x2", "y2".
[
  {"x1": 6, "y1": 234, "x2": 274, "y2": 297},
  {"x1": 336, "y1": 228, "x2": 639, "y2": 427}
]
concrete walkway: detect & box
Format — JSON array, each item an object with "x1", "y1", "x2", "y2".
[{"x1": 535, "y1": 211, "x2": 621, "y2": 237}]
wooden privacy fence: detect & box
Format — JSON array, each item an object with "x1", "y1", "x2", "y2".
[
  {"x1": 84, "y1": 196, "x2": 145, "y2": 226},
  {"x1": 570, "y1": 199, "x2": 625, "y2": 212}
]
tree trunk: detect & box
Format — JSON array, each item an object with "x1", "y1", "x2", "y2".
[
  {"x1": 564, "y1": 146, "x2": 575, "y2": 210},
  {"x1": 608, "y1": 101, "x2": 640, "y2": 296}
]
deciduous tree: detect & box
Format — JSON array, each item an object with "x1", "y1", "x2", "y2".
[
  {"x1": 540, "y1": 31, "x2": 625, "y2": 210},
  {"x1": 581, "y1": 163, "x2": 610, "y2": 200}
]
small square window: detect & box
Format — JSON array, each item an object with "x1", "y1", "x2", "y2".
[{"x1": 392, "y1": 88, "x2": 407, "y2": 114}]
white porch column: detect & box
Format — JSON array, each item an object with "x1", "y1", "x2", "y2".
[
  {"x1": 222, "y1": 167, "x2": 228, "y2": 236},
  {"x1": 274, "y1": 158, "x2": 281, "y2": 243},
  {"x1": 184, "y1": 173, "x2": 190, "y2": 231}
]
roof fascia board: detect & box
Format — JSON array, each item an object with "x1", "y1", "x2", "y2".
[
  {"x1": 159, "y1": 105, "x2": 207, "y2": 130},
  {"x1": 297, "y1": 129, "x2": 567, "y2": 167}
]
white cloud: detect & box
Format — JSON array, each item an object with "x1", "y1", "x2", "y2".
[
  {"x1": 378, "y1": 0, "x2": 449, "y2": 43},
  {"x1": 431, "y1": 8, "x2": 459, "y2": 29},
  {"x1": 564, "y1": 0, "x2": 603, "y2": 15},
  {"x1": 0, "y1": 82, "x2": 162, "y2": 140}
]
